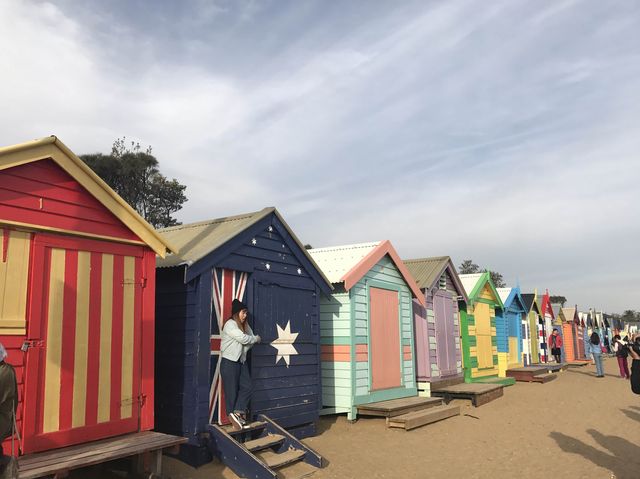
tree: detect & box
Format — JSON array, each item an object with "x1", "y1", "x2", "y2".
[
  {"x1": 549, "y1": 296, "x2": 567, "y2": 306},
  {"x1": 486, "y1": 270, "x2": 506, "y2": 288},
  {"x1": 458, "y1": 260, "x2": 506, "y2": 287},
  {"x1": 459, "y1": 260, "x2": 480, "y2": 274},
  {"x1": 622, "y1": 310, "x2": 637, "y2": 322},
  {"x1": 81, "y1": 138, "x2": 187, "y2": 228}
]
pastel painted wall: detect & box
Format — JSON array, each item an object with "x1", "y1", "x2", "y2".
[
  {"x1": 460, "y1": 281, "x2": 500, "y2": 382},
  {"x1": 319, "y1": 255, "x2": 416, "y2": 419}
]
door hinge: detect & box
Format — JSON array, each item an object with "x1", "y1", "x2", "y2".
[{"x1": 21, "y1": 340, "x2": 44, "y2": 352}]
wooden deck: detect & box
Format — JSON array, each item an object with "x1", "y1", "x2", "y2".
[
  {"x1": 387, "y1": 404, "x2": 460, "y2": 431},
  {"x1": 356, "y1": 396, "x2": 444, "y2": 418},
  {"x1": 431, "y1": 382, "x2": 504, "y2": 407},
  {"x1": 18, "y1": 431, "x2": 186, "y2": 479},
  {"x1": 506, "y1": 366, "x2": 556, "y2": 383},
  {"x1": 566, "y1": 360, "x2": 591, "y2": 368}
]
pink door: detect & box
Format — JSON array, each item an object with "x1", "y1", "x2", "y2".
[{"x1": 369, "y1": 287, "x2": 401, "y2": 390}]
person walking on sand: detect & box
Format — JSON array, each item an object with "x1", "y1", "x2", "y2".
[
  {"x1": 628, "y1": 334, "x2": 640, "y2": 394},
  {"x1": 548, "y1": 328, "x2": 563, "y2": 364},
  {"x1": 220, "y1": 299, "x2": 261, "y2": 430},
  {"x1": 612, "y1": 335, "x2": 630, "y2": 379},
  {"x1": 0, "y1": 343, "x2": 17, "y2": 478},
  {"x1": 589, "y1": 332, "x2": 604, "y2": 378}
]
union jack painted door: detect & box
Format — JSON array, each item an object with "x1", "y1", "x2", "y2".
[
  {"x1": 22, "y1": 234, "x2": 144, "y2": 453},
  {"x1": 209, "y1": 268, "x2": 248, "y2": 425}
]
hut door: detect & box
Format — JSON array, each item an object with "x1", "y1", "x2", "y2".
[
  {"x1": 22, "y1": 234, "x2": 144, "y2": 453},
  {"x1": 474, "y1": 302, "x2": 494, "y2": 369},
  {"x1": 434, "y1": 291, "x2": 456, "y2": 376},
  {"x1": 369, "y1": 287, "x2": 401, "y2": 390},
  {"x1": 521, "y1": 315, "x2": 531, "y2": 366}
]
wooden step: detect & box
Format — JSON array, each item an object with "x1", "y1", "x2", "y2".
[
  {"x1": 276, "y1": 461, "x2": 319, "y2": 479},
  {"x1": 431, "y1": 382, "x2": 504, "y2": 407},
  {"x1": 387, "y1": 405, "x2": 460, "y2": 430},
  {"x1": 357, "y1": 396, "x2": 443, "y2": 418},
  {"x1": 224, "y1": 420, "x2": 267, "y2": 436},
  {"x1": 256, "y1": 449, "x2": 306, "y2": 469},
  {"x1": 244, "y1": 434, "x2": 285, "y2": 452}
]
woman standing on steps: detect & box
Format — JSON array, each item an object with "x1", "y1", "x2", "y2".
[
  {"x1": 612, "y1": 334, "x2": 630, "y2": 379},
  {"x1": 589, "y1": 332, "x2": 604, "y2": 378},
  {"x1": 221, "y1": 299, "x2": 261, "y2": 430},
  {"x1": 548, "y1": 328, "x2": 563, "y2": 364}
]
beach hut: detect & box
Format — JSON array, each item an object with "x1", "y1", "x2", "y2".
[
  {"x1": 538, "y1": 290, "x2": 555, "y2": 363},
  {"x1": 458, "y1": 273, "x2": 502, "y2": 382},
  {"x1": 403, "y1": 256, "x2": 468, "y2": 394},
  {"x1": 308, "y1": 241, "x2": 423, "y2": 420},
  {"x1": 497, "y1": 287, "x2": 530, "y2": 370},
  {"x1": 521, "y1": 293, "x2": 542, "y2": 364},
  {"x1": 0, "y1": 137, "x2": 174, "y2": 455},
  {"x1": 561, "y1": 306, "x2": 588, "y2": 362},
  {"x1": 154, "y1": 207, "x2": 332, "y2": 462},
  {"x1": 550, "y1": 305, "x2": 567, "y2": 363}
]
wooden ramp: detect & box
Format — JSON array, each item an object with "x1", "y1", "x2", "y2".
[
  {"x1": 431, "y1": 383, "x2": 504, "y2": 407},
  {"x1": 506, "y1": 366, "x2": 557, "y2": 383},
  {"x1": 356, "y1": 396, "x2": 460, "y2": 431},
  {"x1": 208, "y1": 414, "x2": 323, "y2": 479},
  {"x1": 17, "y1": 431, "x2": 186, "y2": 479}
]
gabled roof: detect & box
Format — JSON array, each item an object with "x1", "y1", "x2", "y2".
[
  {"x1": 539, "y1": 291, "x2": 556, "y2": 320},
  {"x1": 157, "y1": 207, "x2": 333, "y2": 291},
  {"x1": 402, "y1": 256, "x2": 469, "y2": 303},
  {"x1": 497, "y1": 287, "x2": 526, "y2": 312},
  {"x1": 0, "y1": 136, "x2": 175, "y2": 257},
  {"x1": 458, "y1": 272, "x2": 504, "y2": 307},
  {"x1": 309, "y1": 240, "x2": 425, "y2": 305},
  {"x1": 521, "y1": 293, "x2": 541, "y2": 315},
  {"x1": 562, "y1": 306, "x2": 579, "y2": 324}
]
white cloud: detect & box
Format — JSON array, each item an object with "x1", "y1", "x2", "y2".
[{"x1": 0, "y1": 0, "x2": 639, "y2": 311}]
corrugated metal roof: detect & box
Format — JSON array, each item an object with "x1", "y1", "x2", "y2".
[
  {"x1": 459, "y1": 273, "x2": 483, "y2": 297},
  {"x1": 307, "y1": 242, "x2": 380, "y2": 284},
  {"x1": 497, "y1": 287, "x2": 513, "y2": 305},
  {"x1": 402, "y1": 256, "x2": 449, "y2": 289},
  {"x1": 156, "y1": 208, "x2": 333, "y2": 292},
  {"x1": 157, "y1": 208, "x2": 272, "y2": 268}
]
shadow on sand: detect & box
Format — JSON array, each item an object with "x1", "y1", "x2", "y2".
[
  {"x1": 550, "y1": 429, "x2": 640, "y2": 479},
  {"x1": 620, "y1": 407, "x2": 640, "y2": 424},
  {"x1": 565, "y1": 369, "x2": 620, "y2": 379}
]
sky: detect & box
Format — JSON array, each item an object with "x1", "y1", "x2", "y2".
[{"x1": 1, "y1": 0, "x2": 639, "y2": 312}]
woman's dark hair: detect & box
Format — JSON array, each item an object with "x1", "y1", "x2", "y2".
[
  {"x1": 614, "y1": 334, "x2": 621, "y2": 341},
  {"x1": 590, "y1": 332, "x2": 600, "y2": 345}
]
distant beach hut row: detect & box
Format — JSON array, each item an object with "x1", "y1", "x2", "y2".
[{"x1": 0, "y1": 137, "x2": 624, "y2": 478}]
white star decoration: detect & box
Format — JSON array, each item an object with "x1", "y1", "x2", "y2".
[
  {"x1": 271, "y1": 321, "x2": 299, "y2": 367},
  {"x1": 251, "y1": 238, "x2": 257, "y2": 245},
  {"x1": 265, "y1": 263, "x2": 271, "y2": 270},
  {"x1": 268, "y1": 226, "x2": 273, "y2": 232},
  {"x1": 297, "y1": 268, "x2": 302, "y2": 275}
]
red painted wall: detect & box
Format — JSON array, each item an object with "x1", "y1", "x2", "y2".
[
  {"x1": 0, "y1": 160, "x2": 141, "y2": 242},
  {"x1": 0, "y1": 335, "x2": 25, "y2": 455}
]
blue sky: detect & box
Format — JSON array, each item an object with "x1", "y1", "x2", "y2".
[{"x1": 1, "y1": 0, "x2": 639, "y2": 312}]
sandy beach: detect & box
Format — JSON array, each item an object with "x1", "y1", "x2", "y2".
[{"x1": 158, "y1": 356, "x2": 640, "y2": 479}]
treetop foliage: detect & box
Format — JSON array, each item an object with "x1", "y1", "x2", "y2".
[
  {"x1": 81, "y1": 138, "x2": 187, "y2": 229},
  {"x1": 458, "y1": 259, "x2": 506, "y2": 288}
]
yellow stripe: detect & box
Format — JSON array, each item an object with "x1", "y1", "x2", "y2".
[
  {"x1": 120, "y1": 256, "x2": 135, "y2": 419},
  {"x1": 43, "y1": 248, "x2": 66, "y2": 433},
  {"x1": 72, "y1": 251, "x2": 91, "y2": 428},
  {"x1": 97, "y1": 254, "x2": 113, "y2": 423},
  {"x1": 0, "y1": 230, "x2": 31, "y2": 335}
]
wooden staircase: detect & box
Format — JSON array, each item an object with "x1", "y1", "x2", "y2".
[
  {"x1": 207, "y1": 414, "x2": 323, "y2": 479},
  {"x1": 356, "y1": 396, "x2": 460, "y2": 431}
]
